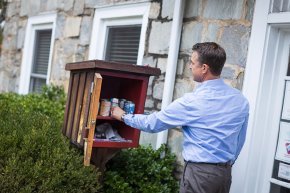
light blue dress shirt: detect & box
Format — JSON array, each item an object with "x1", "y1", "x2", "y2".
[{"x1": 123, "y1": 78, "x2": 249, "y2": 164}]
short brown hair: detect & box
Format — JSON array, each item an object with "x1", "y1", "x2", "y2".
[{"x1": 192, "y1": 42, "x2": 226, "y2": 76}]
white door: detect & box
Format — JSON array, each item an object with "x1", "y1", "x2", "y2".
[{"x1": 269, "y1": 33, "x2": 290, "y2": 192}]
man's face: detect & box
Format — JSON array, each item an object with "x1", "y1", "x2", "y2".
[{"x1": 189, "y1": 51, "x2": 204, "y2": 82}]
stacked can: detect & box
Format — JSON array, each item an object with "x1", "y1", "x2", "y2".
[
  {"x1": 99, "y1": 99, "x2": 111, "y2": 116},
  {"x1": 119, "y1": 99, "x2": 126, "y2": 109},
  {"x1": 110, "y1": 98, "x2": 119, "y2": 108},
  {"x1": 124, "y1": 101, "x2": 135, "y2": 114}
]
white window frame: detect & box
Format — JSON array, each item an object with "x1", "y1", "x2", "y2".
[
  {"x1": 231, "y1": 0, "x2": 290, "y2": 193},
  {"x1": 19, "y1": 13, "x2": 56, "y2": 94},
  {"x1": 88, "y1": 2, "x2": 150, "y2": 66}
]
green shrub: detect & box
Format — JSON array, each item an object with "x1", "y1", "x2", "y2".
[
  {"x1": 103, "y1": 145, "x2": 179, "y2": 193},
  {"x1": 0, "y1": 86, "x2": 101, "y2": 193}
]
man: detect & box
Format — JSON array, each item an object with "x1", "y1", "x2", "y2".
[{"x1": 111, "y1": 42, "x2": 249, "y2": 193}]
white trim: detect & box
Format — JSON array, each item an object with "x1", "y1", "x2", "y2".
[
  {"x1": 270, "y1": 178, "x2": 290, "y2": 189},
  {"x1": 155, "y1": 0, "x2": 185, "y2": 149},
  {"x1": 19, "y1": 13, "x2": 56, "y2": 94},
  {"x1": 230, "y1": 0, "x2": 271, "y2": 191},
  {"x1": 88, "y1": 3, "x2": 149, "y2": 66},
  {"x1": 94, "y1": 0, "x2": 151, "y2": 9},
  {"x1": 268, "y1": 12, "x2": 290, "y2": 24}
]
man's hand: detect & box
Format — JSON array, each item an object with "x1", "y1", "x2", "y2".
[{"x1": 111, "y1": 106, "x2": 125, "y2": 121}]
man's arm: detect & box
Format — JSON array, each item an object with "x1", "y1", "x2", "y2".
[
  {"x1": 235, "y1": 114, "x2": 249, "y2": 159},
  {"x1": 111, "y1": 96, "x2": 194, "y2": 133}
]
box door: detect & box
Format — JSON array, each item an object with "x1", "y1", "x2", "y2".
[
  {"x1": 62, "y1": 72, "x2": 102, "y2": 154},
  {"x1": 84, "y1": 73, "x2": 102, "y2": 166}
]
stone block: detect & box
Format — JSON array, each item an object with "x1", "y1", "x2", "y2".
[
  {"x1": 167, "y1": 129, "x2": 184, "y2": 165},
  {"x1": 246, "y1": 0, "x2": 255, "y2": 21},
  {"x1": 64, "y1": 17, "x2": 82, "y2": 38},
  {"x1": 147, "y1": 76, "x2": 154, "y2": 95},
  {"x1": 73, "y1": 0, "x2": 85, "y2": 15},
  {"x1": 50, "y1": 41, "x2": 66, "y2": 82},
  {"x1": 64, "y1": 0, "x2": 74, "y2": 11},
  {"x1": 74, "y1": 45, "x2": 87, "y2": 62},
  {"x1": 161, "y1": 0, "x2": 174, "y2": 19},
  {"x1": 139, "y1": 132, "x2": 157, "y2": 147},
  {"x1": 46, "y1": 0, "x2": 58, "y2": 11},
  {"x1": 176, "y1": 59, "x2": 184, "y2": 75},
  {"x1": 145, "y1": 98, "x2": 154, "y2": 108},
  {"x1": 220, "y1": 25, "x2": 250, "y2": 67},
  {"x1": 79, "y1": 16, "x2": 92, "y2": 45},
  {"x1": 221, "y1": 63, "x2": 244, "y2": 80},
  {"x1": 63, "y1": 39, "x2": 78, "y2": 59},
  {"x1": 203, "y1": 0, "x2": 243, "y2": 19},
  {"x1": 148, "y1": 21, "x2": 172, "y2": 54},
  {"x1": 7, "y1": 2, "x2": 19, "y2": 17},
  {"x1": 203, "y1": 23, "x2": 219, "y2": 42},
  {"x1": 157, "y1": 58, "x2": 167, "y2": 74},
  {"x1": 28, "y1": 0, "x2": 40, "y2": 16},
  {"x1": 54, "y1": 13, "x2": 65, "y2": 39},
  {"x1": 3, "y1": 21, "x2": 17, "y2": 36},
  {"x1": 153, "y1": 80, "x2": 164, "y2": 100},
  {"x1": 85, "y1": 0, "x2": 97, "y2": 8},
  {"x1": 142, "y1": 56, "x2": 157, "y2": 67},
  {"x1": 2, "y1": 36, "x2": 17, "y2": 50},
  {"x1": 17, "y1": 27, "x2": 25, "y2": 49},
  {"x1": 221, "y1": 66, "x2": 235, "y2": 80},
  {"x1": 40, "y1": 0, "x2": 47, "y2": 12},
  {"x1": 180, "y1": 22, "x2": 202, "y2": 52},
  {"x1": 173, "y1": 78, "x2": 194, "y2": 100},
  {"x1": 20, "y1": 0, "x2": 28, "y2": 16},
  {"x1": 184, "y1": 0, "x2": 200, "y2": 18},
  {"x1": 157, "y1": 102, "x2": 162, "y2": 110},
  {"x1": 149, "y1": 2, "x2": 160, "y2": 19},
  {"x1": 0, "y1": 71, "x2": 9, "y2": 92}
]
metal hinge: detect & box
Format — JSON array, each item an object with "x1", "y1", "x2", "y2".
[{"x1": 90, "y1": 82, "x2": 94, "y2": 93}]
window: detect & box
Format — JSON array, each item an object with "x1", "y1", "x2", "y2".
[
  {"x1": 105, "y1": 26, "x2": 141, "y2": 64},
  {"x1": 30, "y1": 30, "x2": 52, "y2": 92},
  {"x1": 271, "y1": 0, "x2": 290, "y2": 12},
  {"x1": 19, "y1": 13, "x2": 56, "y2": 94},
  {"x1": 89, "y1": 3, "x2": 149, "y2": 66}
]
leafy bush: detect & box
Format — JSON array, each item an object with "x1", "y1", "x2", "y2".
[
  {"x1": 0, "y1": 86, "x2": 101, "y2": 193},
  {"x1": 103, "y1": 145, "x2": 179, "y2": 193}
]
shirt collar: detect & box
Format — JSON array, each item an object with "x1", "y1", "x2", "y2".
[{"x1": 195, "y1": 78, "x2": 224, "y2": 90}]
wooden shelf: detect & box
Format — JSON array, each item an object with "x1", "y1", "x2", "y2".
[
  {"x1": 97, "y1": 116, "x2": 115, "y2": 120},
  {"x1": 93, "y1": 139, "x2": 136, "y2": 148}
]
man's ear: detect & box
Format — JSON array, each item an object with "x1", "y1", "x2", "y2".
[{"x1": 202, "y1": 64, "x2": 209, "y2": 73}]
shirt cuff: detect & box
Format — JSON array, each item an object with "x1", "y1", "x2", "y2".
[{"x1": 123, "y1": 114, "x2": 134, "y2": 125}]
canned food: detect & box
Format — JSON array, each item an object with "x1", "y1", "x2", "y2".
[
  {"x1": 110, "y1": 98, "x2": 119, "y2": 108},
  {"x1": 119, "y1": 99, "x2": 126, "y2": 109},
  {"x1": 124, "y1": 101, "x2": 135, "y2": 114},
  {"x1": 99, "y1": 99, "x2": 111, "y2": 116}
]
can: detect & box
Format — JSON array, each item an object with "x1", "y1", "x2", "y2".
[
  {"x1": 110, "y1": 98, "x2": 119, "y2": 108},
  {"x1": 119, "y1": 99, "x2": 126, "y2": 109},
  {"x1": 99, "y1": 99, "x2": 111, "y2": 116},
  {"x1": 124, "y1": 101, "x2": 135, "y2": 114}
]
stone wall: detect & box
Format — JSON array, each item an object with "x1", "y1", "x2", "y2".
[{"x1": 0, "y1": 0, "x2": 255, "y2": 179}]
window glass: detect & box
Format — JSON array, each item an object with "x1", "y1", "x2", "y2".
[
  {"x1": 29, "y1": 29, "x2": 52, "y2": 92},
  {"x1": 105, "y1": 26, "x2": 141, "y2": 64},
  {"x1": 271, "y1": 0, "x2": 290, "y2": 12}
]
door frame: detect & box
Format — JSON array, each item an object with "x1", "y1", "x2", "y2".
[{"x1": 232, "y1": 0, "x2": 290, "y2": 192}]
